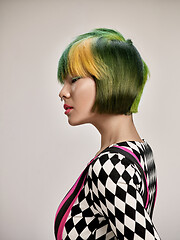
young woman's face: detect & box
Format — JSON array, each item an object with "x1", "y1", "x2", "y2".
[{"x1": 59, "y1": 75, "x2": 98, "y2": 126}]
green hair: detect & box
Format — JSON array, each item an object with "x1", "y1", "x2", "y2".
[{"x1": 57, "y1": 28, "x2": 150, "y2": 115}]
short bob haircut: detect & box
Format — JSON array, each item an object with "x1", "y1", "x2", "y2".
[{"x1": 57, "y1": 28, "x2": 150, "y2": 115}]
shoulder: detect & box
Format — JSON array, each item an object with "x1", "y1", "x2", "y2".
[{"x1": 88, "y1": 147, "x2": 142, "y2": 185}]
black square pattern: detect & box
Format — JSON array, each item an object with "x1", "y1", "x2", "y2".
[{"x1": 61, "y1": 141, "x2": 161, "y2": 239}]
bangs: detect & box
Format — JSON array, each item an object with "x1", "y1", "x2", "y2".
[
  {"x1": 58, "y1": 38, "x2": 101, "y2": 83},
  {"x1": 57, "y1": 27, "x2": 150, "y2": 115}
]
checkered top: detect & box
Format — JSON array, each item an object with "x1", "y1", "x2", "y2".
[{"x1": 59, "y1": 140, "x2": 161, "y2": 239}]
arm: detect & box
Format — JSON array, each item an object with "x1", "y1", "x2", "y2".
[{"x1": 88, "y1": 153, "x2": 160, "y2": 240}]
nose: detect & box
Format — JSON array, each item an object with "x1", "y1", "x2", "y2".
[{"x1": 59, "y1": 85, "x2": 71, "y2": 101}]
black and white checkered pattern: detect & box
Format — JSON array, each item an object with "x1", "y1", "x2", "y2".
[{"x1": 62, "y1": 140, "x2": 161, "y2": 239}]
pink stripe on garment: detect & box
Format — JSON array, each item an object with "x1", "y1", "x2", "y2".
[
  {"x1": 54, "y1": 171, "x2": 84, "y2": 222},
  {"x1": 55, "y1": 153, "x2": 99, "y2": 239},
  {"x1": 57, "y1": 172, "x2": 88, "y2": 240},
  {"x1": 113, "y1": 145, "x2": 150, "y2": 209}
]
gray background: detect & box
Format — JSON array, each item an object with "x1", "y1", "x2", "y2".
[{"x1": 1, "y1": 0, "x2": 180, "y2": 239}]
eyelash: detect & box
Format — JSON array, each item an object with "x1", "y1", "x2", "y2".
[{"x1": 71, "y1": 76, "x2": 81, "y2": 83}]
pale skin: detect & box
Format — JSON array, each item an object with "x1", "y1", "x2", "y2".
[{"x1": 59, "y1": 75, "x2": 144, "y2": 158}]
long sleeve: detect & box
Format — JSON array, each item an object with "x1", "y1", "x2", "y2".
[{"x1": 88, "y1": 152, "x2": 161, "y2": 240}]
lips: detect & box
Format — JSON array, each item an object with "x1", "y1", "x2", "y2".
[{"x1": 64, "y1": 104, "x2": 73, "y2": 110}]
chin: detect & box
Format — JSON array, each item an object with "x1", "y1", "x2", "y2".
[{"x1": 68, "y1": 117, "x2": 90, "y2": 126}]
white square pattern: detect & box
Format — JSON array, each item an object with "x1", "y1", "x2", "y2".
[{"x1": 60, "y1": 140, "x2": 161, "y2": 239}]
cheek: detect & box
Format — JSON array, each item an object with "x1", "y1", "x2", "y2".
[{"x1": 74, "y1": 82, "x2": 96, "y2": 110}]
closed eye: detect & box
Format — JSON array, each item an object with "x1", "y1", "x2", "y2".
[{"x1": 71, "y1": 76, "x2": 81, "y2": 83}]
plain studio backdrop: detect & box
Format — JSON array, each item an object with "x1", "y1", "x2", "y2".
[{"x1": 1, "y1": 0, "x2": 180, "y2": 239}]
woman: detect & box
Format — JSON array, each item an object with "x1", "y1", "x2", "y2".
[{"x1": 55, "y1": 28, "x2": 161, "y2": 239}]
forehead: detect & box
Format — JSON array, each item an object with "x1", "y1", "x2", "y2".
[{"x1": 62, "y1": 74, "x2": 72, "y2": 83}]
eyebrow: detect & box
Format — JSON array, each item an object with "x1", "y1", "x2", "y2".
[{"x1": 72, "y1": 76, "x2": 81, "y2": 80}]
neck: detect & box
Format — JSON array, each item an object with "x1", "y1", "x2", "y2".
[{"x1": 91, "y1": 113, "x2": 143, "y2": 156}]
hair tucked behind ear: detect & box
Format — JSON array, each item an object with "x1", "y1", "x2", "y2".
[{"x1": 57, "y1": 28, "x2": 150, "y2": 115}]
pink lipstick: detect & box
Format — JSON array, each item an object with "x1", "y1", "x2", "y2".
[
  {"x1": 64, "y1": 104, "x2": 73, "y2": 115},
  {"x1": 65, "y1": 108, "x2": 73, "y2": 115}
]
